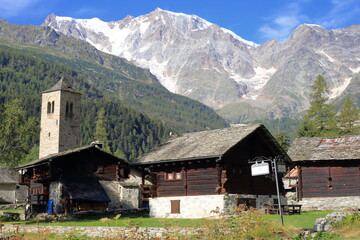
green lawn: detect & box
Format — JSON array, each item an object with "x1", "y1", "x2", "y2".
[
  {"x1": 0, "y1": 209, "x2": 24, "y2": 213},
  {"x1": 264, "y1": 210, "x2": 333, "y2": 229},
  {"x1": 1, "y1": 210, "x2": 333, "y2": 229}
]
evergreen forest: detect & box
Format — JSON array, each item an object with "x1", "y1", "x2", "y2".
[{"x1": 0, "y1": 45, "x2": 226, "y2": 166}]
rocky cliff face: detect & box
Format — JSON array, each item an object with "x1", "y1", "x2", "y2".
[{"x1": 43, "y1": 9, "x2": 360, "y2": 122}]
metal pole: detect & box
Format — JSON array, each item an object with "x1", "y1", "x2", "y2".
[{"x1": 273, "y1": 157, "x2": 284, "y2": 226}]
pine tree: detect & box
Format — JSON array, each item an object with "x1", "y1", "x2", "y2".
[
  {"x1": 337, "y1": 97, "x2": 360, "y2": 135},
  {"x1": 297, "y1": 75, "x2": 338, "y2": 137},
  {"x1": 274, "y1": 132, "x2": 291, "y2": 151},
  {"x1": 94, "y1": 108, "x2": 111, "y2": 153}
]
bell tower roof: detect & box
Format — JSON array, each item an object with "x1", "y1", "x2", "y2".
[{"x1": 43, "y1": 78, "x2": 81, "y2": 94}]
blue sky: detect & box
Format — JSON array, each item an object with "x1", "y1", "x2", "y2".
[{"x1": 0, "y1": 0, "x2": 359, "y2": 43}]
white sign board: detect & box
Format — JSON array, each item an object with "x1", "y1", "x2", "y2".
[{"x1": 251, "y1": 162, "x2": 270, "y2": 176}]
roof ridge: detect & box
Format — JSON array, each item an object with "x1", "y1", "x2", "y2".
[{"x1": 43, "y1": 78, "x2": 81, "y2": 94}]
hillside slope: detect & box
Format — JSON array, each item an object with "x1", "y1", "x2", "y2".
[{"x1": 0, "y1": 19, "x2": 228, "y2": 132}]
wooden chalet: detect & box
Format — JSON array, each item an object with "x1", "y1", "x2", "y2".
[
  {"x1": 135, "y1": 124, "x2": 291, "y2": 218},
  {"x1": 287, "y1": 136, "x2": 360, "y2": 210},
  {"x1": 17, "y1": 143, "x2": 134, "y2": 215}
]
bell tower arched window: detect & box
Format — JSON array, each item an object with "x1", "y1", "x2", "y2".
[
  {"x1": 51, "y1": 101, "x2": 55, "y2": 113},
  {"x1": 66, "y1": 101, "x2": 69, "y2": 115},
  {"x1": 66, "y1": 102, "x2": 74, "y2": 118},
  {"x1": 47, "y1": 102, "x2": 51, "y2": 114},
  {"x1": 70, "y1": 103, "x2": 73, "y2": 115}
]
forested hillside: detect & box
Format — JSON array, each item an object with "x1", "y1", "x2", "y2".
[
  {"x1": 0, "y1": 47, "x2": 173, "y2": 162},
  {"x1": 0, "y1": 20, "x2": 228, "y2": 133}
]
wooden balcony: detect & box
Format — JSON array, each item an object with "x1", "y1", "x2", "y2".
[{"x1": 18, "y1": 174, "x2": 30, "y2": 185}]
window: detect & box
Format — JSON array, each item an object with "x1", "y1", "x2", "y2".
[
  {"x1": 66, "y1": 102, "x2": 74, "y2": 118},
  {"x1": 51, "y1": 101, "x2": 55, "y2": 113},
  {"x1": 170, "y1": 200, "x2": 180, "y2": 214},
  {"x1": 66, "y1": 101, "x2": 69, "y2": 114},
  {"x1": 47, "y1": 102, "x2": 51, "y2": 113},
  {"x1": 167, "y1": 172, "x2": 174, "y2": 180},
  {"x1": 119, "y1": 168, "x2": 130, "y2": 179},
  {"x1": 165, "y1": 172, "x2": 182, "y2": 180}
]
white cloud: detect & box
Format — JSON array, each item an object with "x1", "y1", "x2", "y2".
[
  {"x1": 259, "y1": 2, "x2": 307, "y2": 42},
  {"x1": 318, "y1": 0, "x2": 360, "y2": 28},
  {"x1": 0, "y1": 0, "x2": 40, "y2": 17},
  {"x1": 258, "y1": 0, "x2": 360, "y2": 42}
]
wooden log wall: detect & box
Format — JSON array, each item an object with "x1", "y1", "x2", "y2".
[
  {"x1": 187, "y1": 168, "x2": 218, "y2": 196},
  {"x1": 301, "y1": 166, "x2": 360, "y2": 198},
  {"x1": 156, "y1": 168, "x2": 218, "y2": 197}
]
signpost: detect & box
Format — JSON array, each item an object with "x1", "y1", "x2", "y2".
[{"x1": 249, "y1": 156, "x2": 286, "y2": 226}]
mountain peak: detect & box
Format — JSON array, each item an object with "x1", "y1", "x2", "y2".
[{"x1": 42, "y1": 11, "x2": 360, "y2": 121}]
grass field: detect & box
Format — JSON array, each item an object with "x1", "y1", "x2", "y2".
[
  {"x1": 1, "y1": 210, "x2": 359, "y2": 239},
  {"x1": 0, "y1": 210, "x2": 332, "y2": 229},
  {"x1": 0, "y1": 209, "x2": 23, "y2": 213},
  {"x1": 264, "y1": 210, "x2": 334, "y2": 229}
]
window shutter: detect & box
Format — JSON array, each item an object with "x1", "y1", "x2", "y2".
[{"x1": 170, "y1": 200, "x2": 180, "y2": 214}]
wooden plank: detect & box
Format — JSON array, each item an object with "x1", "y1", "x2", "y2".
[{"x1": 302, "y1": 166, "x2": 360, "y2": 198}]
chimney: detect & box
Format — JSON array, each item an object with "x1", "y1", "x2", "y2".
[{"x1": 91, "y1": 141, "x2": 103, "y2": 149}]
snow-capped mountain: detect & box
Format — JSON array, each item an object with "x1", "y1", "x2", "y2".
[{"x1": 43, "y1": 9, "x2": 360, "y2": 121}]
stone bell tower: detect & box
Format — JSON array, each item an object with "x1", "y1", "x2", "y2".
[{"x1": 39, "y1": 79, "x2": 81, "y2": 158}]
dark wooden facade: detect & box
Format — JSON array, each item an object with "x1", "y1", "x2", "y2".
[
  {"x1": 288, "y1": 136, "x2": 360, "y2": 200},
  {"x1": 18, "y1": 145, "x2": 130, "y2": 215},
  {"x1": 138, "y1": 127, "x2": 287, "y2": 200},
  {"x1": 153, "y1": 162, "x2": 219, "y2": 197},
  {"x1": 297, "y1": 162, "x2": 360, "y2": 199}
]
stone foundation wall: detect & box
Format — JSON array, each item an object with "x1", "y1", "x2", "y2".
[
  {"x1": 149, "y1": 194, "x2": 284, "y2": 218},
  {"x1": 99, "y1": 181, "x2": 121, "y2": 209},
  {"x1": 150, "y1": 195, "x2": 228, "y2": 218},
  {"x1": 0, "y1": 184, "x2": 16, "y2": 204},
  {"x1": 49, "y1": 181, "x2": 63, "y2": 213},
  {"x1": 99, "y1": 181, "x2": 141, "y2": 209},
  {"x1": 2, "y1": 224, "x2": 196, "y2": 239},
  {"x1": 297, "y1": 196, "x2": 360, "y2": 211}
]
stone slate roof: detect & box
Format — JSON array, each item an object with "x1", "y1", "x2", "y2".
[
  {"x1": 0, "y1": 167, "x2": 17, "y2": 184},
  {"x1": 136, "y1": 124, "x2": 286, "y2": 164},
  {"x1": 43, "y1": 78, "x2": 81, "y2": 94},
  {"x1": 62, "y1": 176, "x2": 111, "y2": 202},
  {"x1": 288, "y1": 136, "x2": 360, "y2": 162},
  {"x1": 18, "y1": 144, "x2": 127, "y2": 169}
]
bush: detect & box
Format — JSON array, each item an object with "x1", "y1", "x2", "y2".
[{"x1": 165, "y1": 206, "x2": 299, "y2": 240}]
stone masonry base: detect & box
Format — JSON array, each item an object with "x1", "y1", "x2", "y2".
[{"x1": 297, "y1": 196, "x2": 360, "y2": 211}]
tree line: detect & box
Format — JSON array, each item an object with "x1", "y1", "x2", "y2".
[{"x1": 297, "y1": 75, "x2": 359, "y2": 138}]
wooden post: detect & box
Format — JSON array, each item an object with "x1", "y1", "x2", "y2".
[{"x1": 182, "y1": 167, "x2": 187, "y2": 196}]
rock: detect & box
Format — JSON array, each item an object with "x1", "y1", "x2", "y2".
[{"x1": 314, "y1": 212, "x2": 347, "y2": 232}]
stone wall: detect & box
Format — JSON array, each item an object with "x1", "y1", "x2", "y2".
[
  {"x1": 49, "y1": 181, "x2": 64, "y2": 213},
  {"x1": 39, "y1": 89, "x2": 81, "y2": 158},
  {"x1": 15, "y1": 185, "x2": 28, "y2": 203},
  {"x1": 99, "y1": 181, "x2": 122, "y2": 209},
  {"x1": 99, "y1": 169, "x2": 148, "y2": 210},
  {"x1": 0, "y1": 184, "x2": 16, "y2": 204},
  {"x1": 297, "y1": 196, "x2": 360, "y2": 211},
  {"x1": 2, "y1": 224, "x2": 196, "y2": 239},
  {"x1": 149, "y1": 194, "x2": 286, "y2": 218},
  {"x1": 150, "y1": 195, "x2": 229, "y2": 218},
  {"x1": 47, "y1": 169, "x2": 144, "y2": 213}
]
